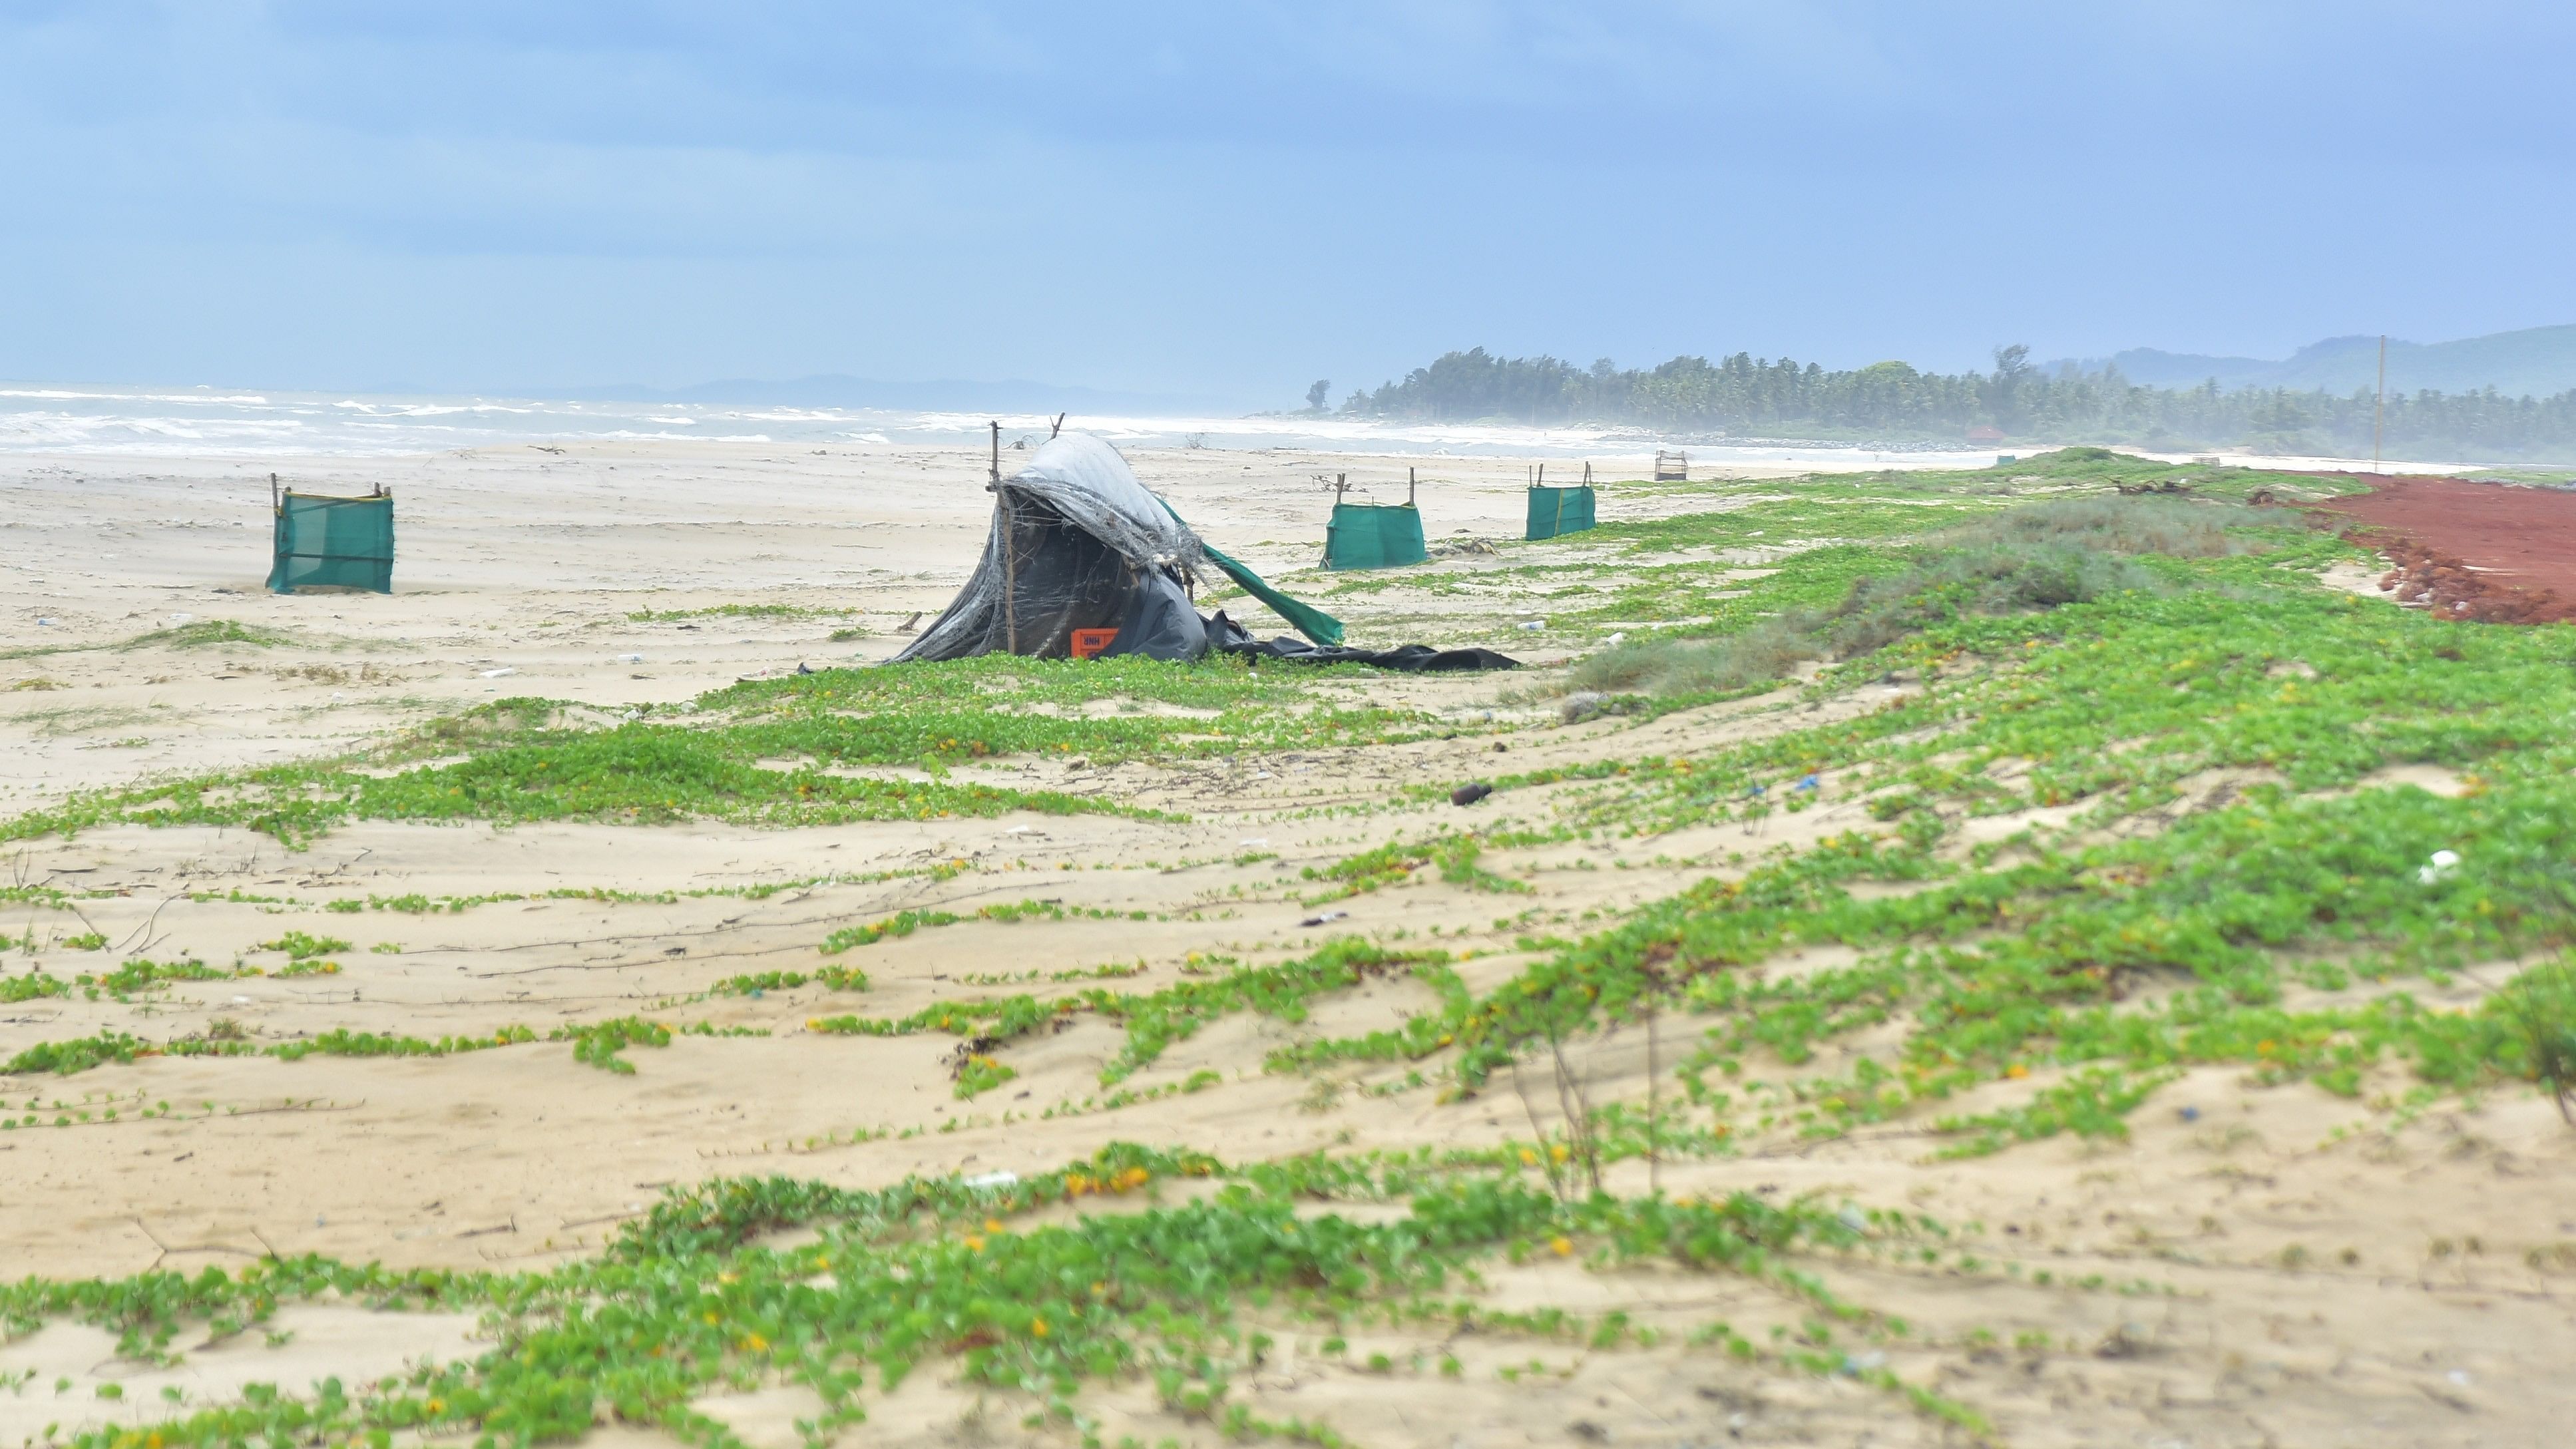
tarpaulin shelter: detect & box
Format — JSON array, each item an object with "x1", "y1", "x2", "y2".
[
  {"x1": 268, "y1": 479, "x2": 395, "y2": 594},
  {"x1": 893, "y1": 434, "x2": 1344, "y2": 663},
  {"x1": 1524, "y1": 462, "x2": 1598, "y2": 540}
]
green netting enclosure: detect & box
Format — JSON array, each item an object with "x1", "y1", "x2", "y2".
[
  {"x1": 268, "y1": 489, "x2": 395, "y2": 594},
  {"x1": 1524, "y1": 485, "x2": 1597, "y2": 540},
  {"x1": 1324, "y1": 503, "x2": 1426, "y2": 570}
]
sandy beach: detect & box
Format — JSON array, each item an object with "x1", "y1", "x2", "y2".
[{"x1": 2, "y1": 437, "x2": 2569, "y2": 1448}]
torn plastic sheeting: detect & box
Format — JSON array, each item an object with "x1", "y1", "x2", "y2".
[
  {"x1": 1154, "y1": 497, "x2": 1343, "y2": 647},
  {"x1": 893, "y1": 434, "x2": 1205, "y2": 664},
  {"x1": 1205, "y1": 611, "x2": 1518, "y2": 672}
]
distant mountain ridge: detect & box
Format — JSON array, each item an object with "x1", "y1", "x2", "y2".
[
  {"x1": 2065, "y1": 323, "x2": 2576, "y2": 399},
  {"x1": 577, "y1": 374, "x2": 1237, "y2": 415}
]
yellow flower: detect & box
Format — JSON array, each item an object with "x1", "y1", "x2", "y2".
[
  {"x1": 1548, "y1": 1144, "x2": 1570, "y2": 1163},
  {"x1": 984, "y1": 1217, "x2": 1004, "y2": 1234},
  {"x1": 740, "y1": 1332, "x2": 769, "y2": 1352},
  {"x1": 1549, "y1": 1235, "x2": 1574, "y2": 1257},
  {"x1": 1517, "y1": 1148, "x2": 1538, "y2": 1167},
  {"x1": 964, "y1": 1235, "x2": 984, "y2": 1251},
  {"x1": 2004, "y1": 1063, "x2": 2030, "y2": 1080},
  {"x1": 1029, "y1": 1317, "x2": 1048, "y2": 1337}
]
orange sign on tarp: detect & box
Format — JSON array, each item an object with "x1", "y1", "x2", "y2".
[{"x1": 1068, "y1": 628, "x2": 1118, "y2": 659}]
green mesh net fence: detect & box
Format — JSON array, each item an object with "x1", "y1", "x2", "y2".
[
  {"x1": 1324, "y1": 503, "x2": 1427, "y2": 570},
  {"x1": 268, "y1": 491, "x2": 395, "y2": 594},
  {"x1": 1524, "y1": 485, "x2": 1598, "y2": 540}
]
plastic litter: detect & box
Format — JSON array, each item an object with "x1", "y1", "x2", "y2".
[
  {"x1": 1299, "y1": 910, "x2": 1350, "y2": 927},
  {"x1": 620, "y1": 652, "x2": 643, "y2": 663},
  {"x1": 960, "y1": 1169, "x2": 1020, "y2": 1189},
  {"x1": 479, "y1": 667, "x2": 515, "y2": 678},
  {"x1": 2418, "y1": 848, "x2": 2462, "y2": 884},
  {"x1": 1451, "y1": 782, "x2": 1494, "y2": 807},
  {"x1": 1517, "y1": 618, "x2": 1547, "y2": 632},
  {"x1": 1794, "y1": 773, "x2": 1821, "y2": 793}
]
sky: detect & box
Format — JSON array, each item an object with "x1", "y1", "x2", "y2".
[{"x1": 1, "y1": 1, "x2": 2571, "y2": 410}]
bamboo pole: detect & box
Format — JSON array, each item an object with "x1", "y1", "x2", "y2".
[{"x1": 991, "y1": 421, "x2": 1017, "y2": 654}]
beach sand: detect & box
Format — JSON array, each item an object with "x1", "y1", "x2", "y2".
[{"x1": 1, "y1": 439, "x2": 2567, "y2": 1448}]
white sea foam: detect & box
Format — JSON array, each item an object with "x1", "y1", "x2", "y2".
[{"x1": 0, "y1": 381, "x2": 2018, "y2": 466}]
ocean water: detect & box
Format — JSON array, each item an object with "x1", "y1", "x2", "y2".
[{"x1": 0, "y1": 382, "x2": 2002, "y2": 468}]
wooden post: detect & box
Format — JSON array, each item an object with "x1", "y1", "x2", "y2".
[
  {"x1": 2373, "y1": 335, "x2": 2387, "y2": 475},
  {"x1": 991, "y1": 421, "x2": 1018, "y2": 654},
  {"x1": 270, "y1": 472, "x2": 280, "y2": 513},
  {"x1": 1051, "y1": 411, "x2": 1066, "y2": 439},
  {"x1": 1406, "y1": 467, "x2": 1416, "y2": 507}
]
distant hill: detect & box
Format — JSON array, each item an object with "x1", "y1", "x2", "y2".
[
  {"x1": 579, "y1": 374, "x2": 1237, "y2": 415},
  {"x1": 2075, "y1": 323, "x2": 2576, "y2": 398}
]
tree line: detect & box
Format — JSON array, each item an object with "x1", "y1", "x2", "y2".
[{"x1": 1336, "y1": 346, "x2": 2576, "y2": 459}]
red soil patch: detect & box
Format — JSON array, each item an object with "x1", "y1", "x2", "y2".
[{"x1": 2314, "y1": 475, "x2": 2576, "y2": 624}]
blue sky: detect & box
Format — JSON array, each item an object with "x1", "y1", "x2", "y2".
[{"x1": 2, "y1": 2, "x2": 2569, "y2": 409}]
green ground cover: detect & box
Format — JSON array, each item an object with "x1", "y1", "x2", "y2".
[
  {"x1": 0, "y1": 1145, "x2": 1980, "y2": 1449},
  {"x1": 1273, "y1": 452, "x2": 2576, "y2": 1152},
  {"x1": 0, "y1": 656, "x2": 1437, "y2": 847}
]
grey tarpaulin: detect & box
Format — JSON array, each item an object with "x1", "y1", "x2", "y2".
[{"x1": 893, "y1": 434, "x2": 1211, "y2": 662}]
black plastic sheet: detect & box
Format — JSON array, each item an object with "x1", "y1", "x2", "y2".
[{"x1": 1205, "y1": 612, "x2": 1519, "y2": 672}]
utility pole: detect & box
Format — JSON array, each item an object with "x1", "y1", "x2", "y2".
[{"x1": 2373, "y1": 335, "x2": 2388, "y2": 475}]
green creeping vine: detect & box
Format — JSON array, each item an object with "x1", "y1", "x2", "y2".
[
  {"x1": 1301, "y1": 834, "x2": 1531, "y2": 902},
  {"x1": 817, "y1": 899, "x2": 1144, "y2": 956},
  {"x1": 1283, "y1": 520, "x2": 2576, "y2": 1153},
  {"x1": 1, "y1": 1021, "x2": 770, "y2": 1083},
  {"x1": 809, "y1": 940, "x2": 1450, "y2": 1092},
  {"x1": 1303, "y1": 775, "x2": 2576, "y2": 1153},
  {"x1": 0, "y1": 1145, "x2": 1972, "y2": 1449},
  {"x1": 2, "y1": 650, "x2": 1441, "y2": 849}
]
